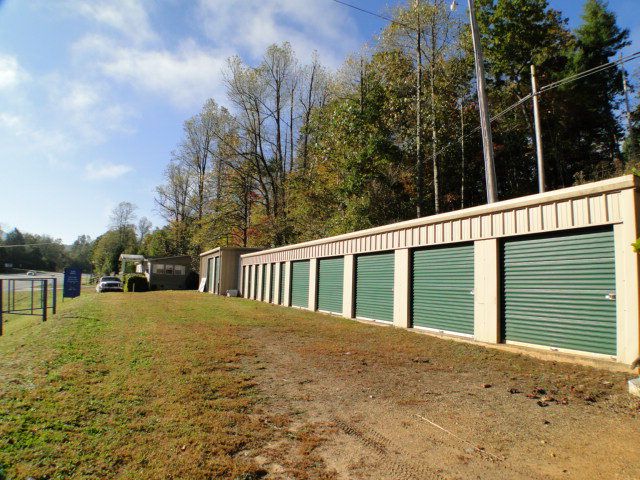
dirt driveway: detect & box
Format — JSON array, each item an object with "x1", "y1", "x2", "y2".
[{"x1": 233, "y1": 301, "x2": 640, "y2": 480}]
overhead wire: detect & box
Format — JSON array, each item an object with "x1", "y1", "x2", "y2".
[
  {"x1": 539, "y1": 49, "x2": 640, "y2": 94},
  {"x1": 329, "y1": 0, "x2": 640, "y2": 160},
  {"x1": 330, "y1": 0, "x2": 414, "y2": 30}
]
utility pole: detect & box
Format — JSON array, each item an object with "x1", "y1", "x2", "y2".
[
  {"x1": 460, "y1": 101, "x2": 465, "y2": 208},
  {"x1": 461, "y1": 0, "x2": 498, "y2": 203},
  {"x1": 415, "y1": 0, "x2": 425, "y2": 217},
  {"x1": 530, "y1": 64, "x2": 545, "y2": 193}
]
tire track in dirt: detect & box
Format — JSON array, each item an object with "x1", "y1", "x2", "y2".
[{"x1": 333, "y1": 418, "x2": 445, "y2": 480}]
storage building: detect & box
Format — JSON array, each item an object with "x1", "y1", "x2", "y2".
[
  {"x1": 240, "y1": 175, "x2": 640, "y2": 365},
  {"x1": 199, "y1": 247, "x2": 262, "y2": 295}
]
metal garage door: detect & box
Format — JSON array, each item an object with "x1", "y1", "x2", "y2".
[
  {"x1": 252, "y1": 265, "x2": 258, "y2": 300},
  {"x1": 207, "y1": 258, "x2": 214, "y2": 293},
  {"x1": 291, "y1": 260, "x2": 310, "y2": 308},
  {"x1": 269, "y1": 263, "x2": 276, "y2": 303},
  {"x1": 279, "y1": 262, "x2": 286, "y2": 305},
  {"x1": 213, "y1": 257, "x2": 220, "y2": 294},
  {"x1": 242, "y1": 265, "x2": 248, "y2": 297},
  {"x1": 317, "y1": 257, "x2": 344, "y2": 314},
  {"x1": 355, "y1": 252, "x2": 394, "y2": 322},
  {"x1": 503, "y1": 229, "x2": 616, "y2": 355},
  {"x1": 262, "y1": 264, "x2": 270, "y2": 302},
  {"x1": 412, "y1": 244, "x2": 474, "y2": 335}
]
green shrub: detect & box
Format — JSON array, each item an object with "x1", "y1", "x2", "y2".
[{"x1": 123, "y1": 274, "x2": 149, "y2": 292}]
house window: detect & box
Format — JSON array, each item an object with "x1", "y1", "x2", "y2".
[
  {"x1": 174, "y1": 265, "x2": 186, "y2": 275},
  {"x1": 153, "y1": 264, "x2": 165, "y2": 274},
  {"x1": 165, "y1": 265, "x2": 174, "y2": 275}
]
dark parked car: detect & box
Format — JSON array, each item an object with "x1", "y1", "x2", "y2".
[{"x1": 96, "y1": 276, "x2": 123, "y2": 293}]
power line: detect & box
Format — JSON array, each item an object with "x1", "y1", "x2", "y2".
[
  {"x1": 540, "y1": 49, "x2": 640, "y2": 94},
  {"x1": 330, "y1": 0, "x2": 640, "y2": 171},
  {"x1": 330, "y1": 0, "x2": 414, "y2": 30},
  {"x1": 432, "y1": 51, "x2": 640, "y2": 159}
]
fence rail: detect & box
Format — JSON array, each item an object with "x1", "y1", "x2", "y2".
[{"x1": 0, "y1": 277, "x2": 57, "y2": 336}]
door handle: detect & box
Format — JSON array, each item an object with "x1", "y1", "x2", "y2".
[{"x1": 605, "y1": 292, "x2": 616, "y2": 301}]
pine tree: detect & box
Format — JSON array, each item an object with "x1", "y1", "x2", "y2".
[{"x1": 567, "y1": 0, "x2": 629, "y2": 175}]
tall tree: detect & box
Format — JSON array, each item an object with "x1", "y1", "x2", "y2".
[
  {"x1": 155, "y1": 161, "x2": 192, "y2": 223},
  {"x1": 381, "y1": 0, "x2": 469, "y2": 214},
  {"x1": 568, "y1": 0, "x2": 629, "y2": 172},
  {"x1": 476, "y1": 0, "x2": 574, "y2": 195}
]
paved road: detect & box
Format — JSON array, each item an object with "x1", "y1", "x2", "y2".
[{"x1": 0, "y1": 272, "x2": 92, "y2": 291}]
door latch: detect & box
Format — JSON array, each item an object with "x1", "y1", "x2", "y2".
[
  {"x1": 605, "y1": 292, "x2": 616, "y2": 301},
  {"x1": 469, "y1": 289, "x2": 475, "y2": 295}
]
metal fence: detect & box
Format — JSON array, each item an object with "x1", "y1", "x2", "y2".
[{"x1": 0, "y1": 277, "x2": 58, "y2": 336}]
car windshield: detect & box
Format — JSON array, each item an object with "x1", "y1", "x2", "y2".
[{"x1": 101, "y1": 277, "x2": 120, "y2": 282}]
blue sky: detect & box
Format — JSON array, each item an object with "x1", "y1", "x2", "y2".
[{"x1": 0, "y1": 0, "x2": 638, "y2": 243}]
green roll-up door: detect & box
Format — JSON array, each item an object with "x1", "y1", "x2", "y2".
[
  {"x1": 355, "y1": 253, "x2": 394, "y2": 322},
  {"x1": 291, "y1": 260, "x2": 310, "y2": 308},
  {"x1": 279, "y1": 262, "x2": 285, "y2": 305},
  {"x1": 318, "y1": 257, "x2": 344, "y2": 314},
  {"x1": 412, "y1": 244, "x2": 474, "y2": 335},
  {"x1": 262, "y1": 264, "x2": 269, "y2": 301},
  {"x1": 269, "y1": 263, "x2": 276, "y2": 303},
  {"x1": 214, "y1": 257, "x2": 220, "y2": 294},
  {"x1": 503, "y1": 229, "x2": 616, "y2": 355}
]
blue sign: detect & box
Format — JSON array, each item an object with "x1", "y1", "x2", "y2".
[{"x1": 63, "y1": 268, "x2": 82, "y2": 298}]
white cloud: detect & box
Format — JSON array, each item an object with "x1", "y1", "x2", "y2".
[
  {"x1": 85, "y1": 162, "x2": 133, "y2": 180},
  {"x1": 0, "y1": 54, "x2": 29, "y2": 89},
  {"x1": 197, "y1": 0, "x2": 360, "y2": 67},
  {"x1": 69, "y1": 0, "x2": 360, "y2": 111},
  {"x1": 52, "y1": 79, "x2": 134, "y2": 142},
  {"x1": 69, "y1": 0, "x2": 157, "y2": 45},
  {"x1": 73, "y1": 35, "x2": 230, "y2": 109}
]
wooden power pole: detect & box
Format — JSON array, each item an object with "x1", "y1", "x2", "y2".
[
  {"x1": 415, "y1": 0, "x2": 424, "y2": 217},
  {"x1": 466, "y1": 0, "x2": 497, "y2": 203},
  {"x1": 530, "y1": 64, "x2": 545, "y2": 193}
]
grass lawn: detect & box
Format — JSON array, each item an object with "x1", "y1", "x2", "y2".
[
  {"x1": 1, "y1": 291, "x2": 639, "y2": 479},
  {"x1": 0, "y1": 291, "x2": 269, "y2": 479}
]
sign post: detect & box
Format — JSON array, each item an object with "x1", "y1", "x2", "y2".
[{"x1": 63, "y1": 268, "x2": 82, "y2": 298}]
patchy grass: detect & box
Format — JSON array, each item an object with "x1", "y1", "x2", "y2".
[
  {"x1": 0, "y1": 291, "x2": 270, "y2": 480},
  {"x1": 1, "y1": 290, "x2": 638, "y2": 479}
]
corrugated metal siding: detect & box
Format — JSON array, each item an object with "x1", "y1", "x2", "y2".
[
  {"x1": 317, "y1": 257, "x2": 344, "y2": 314},
  {"x1": 412, "y1": 244, "x2": 474, "y2": 334},
  {"x1": 269, "y1": 263, "x2": 276, "y2": 303},
  {"x1": 355, "y1": 253, "x2": 394, "y2": 322},
  {"x1": 279, "y1": 262, "x2": 285, "y2": 305},
  {"x1": 241, "y1": 176, "x2": 634, "y2": 266},
  {"x1": 291, "y1": 260, "x2": 310, "y2": 308},
  {"x1": 503, "y1": 229, "x2": 617, "y2": 355}
]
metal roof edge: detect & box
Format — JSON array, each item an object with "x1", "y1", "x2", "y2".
[
  {"x1": 240, "y1": 174, "x2": 637, "y2": 259},
  {"x1": 199, "y1": 247, "x2": 264, "y2": 257}
]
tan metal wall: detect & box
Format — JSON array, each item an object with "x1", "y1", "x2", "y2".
[{"x1": 242, "y1": 176, "x2": 633, "y2": 265}]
